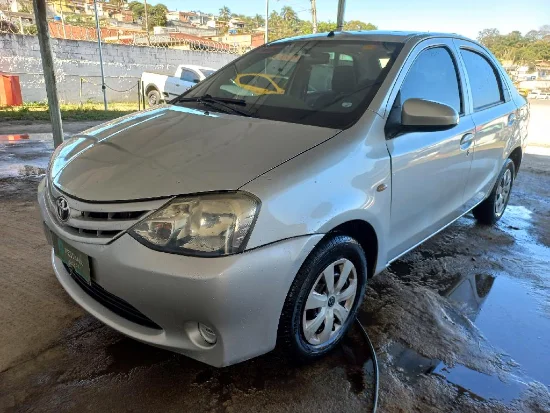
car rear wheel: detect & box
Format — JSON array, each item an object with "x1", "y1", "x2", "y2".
[
  {"x1": 147, "y1": 89, "x2": 161, "y2": 106},
  {"x1": 278, "y1": 235, "x2": 367, "y2": 361},
  {"x1": 472, "y1": 158, "x2": 515, "y2": 225}
]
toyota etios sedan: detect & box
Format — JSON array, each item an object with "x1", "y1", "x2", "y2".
[{"x1": 38, "y1": 31, "x2": 528, "y2": 367}]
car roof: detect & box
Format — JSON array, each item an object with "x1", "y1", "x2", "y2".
[
  {"x1": 180, "y1": 64, "x2": 216, "y2": 71},
  {"x1": 272, "y1": 30, "x2": 476, "y2": 45}
]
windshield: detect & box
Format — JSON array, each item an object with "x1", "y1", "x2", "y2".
[
  {"x1": 199, "y1": 69, "x2": 216, "y2": 77},
  {"x1": 177, "y1": 39, "x2": 403, "y2": 129}
]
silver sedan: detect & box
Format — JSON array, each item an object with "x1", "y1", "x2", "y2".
[{"x1": 38, "y1": 30, "x2": 528, "y2": 367}]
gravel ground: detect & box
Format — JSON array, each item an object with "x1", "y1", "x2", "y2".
[{"x1": 0, "y1": 109, "x2": 549, "y2": 412}]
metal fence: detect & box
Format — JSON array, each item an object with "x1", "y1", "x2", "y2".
[{"x1": 0, "y1": 19, "x2": 240, "y2": 54}]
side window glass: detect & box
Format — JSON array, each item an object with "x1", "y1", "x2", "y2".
[
  {"x1": 181, "y1": 70, "x2": 199, "y2": 83},
  {"x1": 400, "y1": 47, "x2": 462, "y2": 114},
  {"x1": 460, "y1": 49, "x2": 503, "y2": 110}
]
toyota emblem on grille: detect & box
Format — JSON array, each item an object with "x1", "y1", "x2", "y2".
[{"x1": 56, "y1": 197, "x2": 70, "y2": 222}]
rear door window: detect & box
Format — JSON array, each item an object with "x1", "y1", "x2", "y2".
[
  {"x1": 460, "y1": 49, "x2": 504, "y2": 110},
  {"x1": 400, "y1": 47, "x2": 462, "y2": 114}
]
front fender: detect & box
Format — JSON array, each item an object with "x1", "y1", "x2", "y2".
[{"x1": 241, "y1": 114, "x2": 391, "y2": 274}]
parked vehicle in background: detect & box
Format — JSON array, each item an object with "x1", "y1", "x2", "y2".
[
  {"x1": 39, "y1": 31, "x2": 528, "y2": 368},
  {"x1": 527, "y1": 90, "x2": 548, "y2": 99},
  {"x1": 141, "y1": 64, "x2": 216, "y2": 106}
]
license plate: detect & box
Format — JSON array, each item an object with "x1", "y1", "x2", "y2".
[{"x1": 51, "y1": 233, "x2": 92, "y2": 285}]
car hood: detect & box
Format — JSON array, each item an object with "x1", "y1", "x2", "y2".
[{"x1": 51, "y1": 105, "x2": 340, "y2": 201}]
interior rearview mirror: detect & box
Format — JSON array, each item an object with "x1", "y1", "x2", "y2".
[{"x1": 401, "y1": 98, "x2": 459, "y2": 131}]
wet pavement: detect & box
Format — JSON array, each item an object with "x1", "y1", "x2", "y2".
[
  {"x1": 1, "y1": 123, "x2": 549, "y2": 412},
  {"x1": 0, "y1": 133, "x2": 55, "y2": 179}
]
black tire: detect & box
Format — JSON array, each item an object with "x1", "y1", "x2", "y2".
[
  {"x1": 472, "y1": 158, "x2": 515, "y2": 225},
  {"x1": 147, "y1": 89, "x2": 161, "y2": 106},
  {"x1": 278, "y1": 235, "x2": 367, "y2": 361}
]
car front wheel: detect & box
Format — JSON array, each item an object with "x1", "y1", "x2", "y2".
[
  {"x1": 473, "y1": 158, "x2": 515, "y2": 225},
  {"x1": 278, "y1": 235, "x2": 367, "y2": 361}
]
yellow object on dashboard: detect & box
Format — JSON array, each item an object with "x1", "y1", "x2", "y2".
[{"x1": 234, "y1": 73, "x2": 286, "y2": 95}]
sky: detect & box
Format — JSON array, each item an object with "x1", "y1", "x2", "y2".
[{"x1": 149, "y1": 0, "x2": 550, "y2": 39}]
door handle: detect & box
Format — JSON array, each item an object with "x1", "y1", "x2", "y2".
[
  {"x1": 460, "y1": 133, "x2": 475, "y2": 151},
  {"x1": 508, "y1": 113, "x2": 516, "y2": 126}
]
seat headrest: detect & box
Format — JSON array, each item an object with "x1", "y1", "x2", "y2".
[{"x1": 332, "y1": 66, "x2": 357, "y2": 94}]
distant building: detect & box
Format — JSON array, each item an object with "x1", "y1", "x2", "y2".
[
  {"x1": 166, "y1": 11, "x2": 209, "y2": 26},
  {"x1": 166, "y1": 11, "x2": 186, "y2": 22},
  {"x1": 113, "y1": 9, "x2": 133, "y2": 23},
  {"x1": 210, "y1": 32, "x2": 265, "y2": 53},
  {"x1": 154, "y1": 24, "x2": 217, "y2": 37},
  {"x1": 188, "y1": 12, "x2": 209, "y2": 26},
  {"x1": 228, "y1": 18, "x2": 244, "y2": 30}
]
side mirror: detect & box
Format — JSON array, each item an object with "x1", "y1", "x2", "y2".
[
  {"x1": 401, "y1": 98, "x2": 458, "y2": 131},
  {"x1": 193, "y1": 78, "x2": 200, "y2": 84}
]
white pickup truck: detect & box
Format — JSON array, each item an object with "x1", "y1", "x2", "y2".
[{"x1": 141, "y1": 64, "x2": 216, "y2": 106}]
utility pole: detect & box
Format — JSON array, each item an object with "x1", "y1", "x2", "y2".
[
  {"x1": 93, "y1": 0, "x2": 108, "y2": 110},
  {"x1": 336, "y1": 0, "x2": 346, "y2": 31},
  {"x1": 58, "y1": 0, "x2": 66, "y2": 38},
  {"x1": 32, "y1": 0, "x2": 64, "y2": 148},
  {"x1": 264, "y1": 0, "x2": 268, "y2": 44},
  {"x1": 143, "y1": 0, "x2": 150, "y2": 45},
  {"x1": 310, "y1": 0, "x2": 317, "y2": 34}
]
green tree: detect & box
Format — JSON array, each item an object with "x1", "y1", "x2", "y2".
[
  {"x1": 477, "y1": 26, "x2": 550, "y2": 67},
  {"x1": 128, "y1": 1, "x2": 144, "y2": 22},
  {"x1": 253, "y1": 14, "x2": 265, "y2": 28},
  {"x1": 343, "y1": 20, "x2": 377, "y2": 31},
  {"x1": 317, "y1": 21, "x2": 336, "y2": 32},
  {"x1": 108, "y1": 0, "x2": 127, "y2": 8},
  {"x1": 280, "y1": 6, "x2": 298, "y2": 24},
  {"x1": 218, "y1": 6, "x2": 231, "y2": 21},
  {"x1": 149, "y1": 3, "x2": 168, "y2": 28},
  {"x1": 23, "y1": 24, "x2": 38, "y2": 35},
  {"x1": 477, "y1": 28, "x2": 501, "y2": 49}
]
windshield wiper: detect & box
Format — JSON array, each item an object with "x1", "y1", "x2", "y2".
[{"x1": 173, "y1": 94, "x2": 252, "y2": 117}]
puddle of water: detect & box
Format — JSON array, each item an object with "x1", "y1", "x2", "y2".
[
  {"x1": 0, "y1": 133, "x2": 59, "y2": 178},
  {"x1": 388, "y1": 270, "x2": 550, "y2": 403}
]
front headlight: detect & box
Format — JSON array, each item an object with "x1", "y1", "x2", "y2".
[{"x1": 129, "y1": 192, "x2": 260, "y2": 257}]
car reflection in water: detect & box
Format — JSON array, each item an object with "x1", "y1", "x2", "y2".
[
  {"x1": 387, "y1": 273, "x2": 494, "y2": 373},
  {"x1": 385, "y1": 272, "x2": 531, "y2": 403}
]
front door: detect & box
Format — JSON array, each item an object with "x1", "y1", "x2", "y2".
[
  {"x1": 180, "y1": 69, "x2": 200, "y2": 91},
  {"x1": 454, "y1": 41, "x2": 519, "y2": 210},
  {"x1": 386, "y1": 43, "x2": 475, "y2": 260},
  {"x1": 164, "y1": 76, "x2": 182, "y2": 99}
]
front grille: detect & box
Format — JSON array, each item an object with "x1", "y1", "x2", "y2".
[
  {"x1": 45, "y1": 182, "x2": 168, "y2": 244},
  {"x1": 64, "y1": 263, "x2": 162, "y2": 330}
]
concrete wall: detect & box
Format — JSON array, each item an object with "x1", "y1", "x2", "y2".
[{"x1": 0, "y1": 34, "x2": 236, "y2": 104}]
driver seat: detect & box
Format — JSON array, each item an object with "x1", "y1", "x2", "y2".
[{"x1": 314, "y1": 66, "x2": 358, "y2": 109}]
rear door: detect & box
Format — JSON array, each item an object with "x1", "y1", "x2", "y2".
[
  {"x1": 454, "y1": 40, "x2": 519, "y2": 210},
  {"x1": 386, "y1": 39, "x2": 476, "y2": 260}
]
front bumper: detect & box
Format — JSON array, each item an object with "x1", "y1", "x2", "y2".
[{"x1": 39, "y1": 180, "x2": 322, "y2": 366}]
